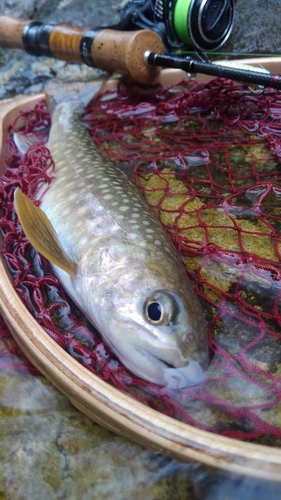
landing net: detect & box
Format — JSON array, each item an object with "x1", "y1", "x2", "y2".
[{"x1": 1, "y1": 77, "x2": 281, "y2": 444}]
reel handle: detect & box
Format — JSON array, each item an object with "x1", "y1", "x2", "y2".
[{"x1": 0, "y1": 15, "x2": 164, "y2": 84}]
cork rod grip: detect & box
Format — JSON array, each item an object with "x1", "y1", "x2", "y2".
[
  {"x1": 92, "y1": 29, "x2": 164, "y2": 83},
  {"x1": 0, "y1": 15, "x2": 27, "y2": 48},
  {"x1": 0, "y1": 15, "x2": 165, "y2": 83}
]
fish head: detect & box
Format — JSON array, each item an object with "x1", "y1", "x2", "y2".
[
  {"x1": 108, "y1": 286, "x2": 208, "y2": 390},
  {"x1": 83, "y1": 242, "x2": 209, "y2": 390}
]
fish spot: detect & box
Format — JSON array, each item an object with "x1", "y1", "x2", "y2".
[
  {"x1": 142, "y1": 220, "x2": 150, "y2": 226},
  {"x1": 79, "y1": 236, "x2": 88, "y2": 247},
  {"x1": 111, "y1": 223, "x2": 120, "y2": 232},
  {"x1": 119, "y1": 206, "x2": 130, "y2": 212},
  {"x1": 77, "y1": 206, "x2": 88, "y2": 216},
  {"x1": 93, "y1": 204, "x2": 104, "y2": 213},
  {"x1": 68, "y1": 193, "x2": 78, "y2": 202},
  {"x1": 61, "y1": 208, "x2": 71, "y2": 217},
  {"x1": 129, "y1": 232, "x2": 139, "y2": 240}
]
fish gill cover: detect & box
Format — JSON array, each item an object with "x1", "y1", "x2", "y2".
[{"x1": 1, "y1": 77, "x2": 281, "y2": 445}]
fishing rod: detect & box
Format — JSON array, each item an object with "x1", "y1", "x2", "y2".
[
  {"x1": 0, "y1": 15, "x2": 281, "y2": 89},
  {"x1": 144, "y1": 51, "x2": 281, "y2": 90},
  {"x1": 0, "y1": 16, "x2": 164, "y2": 84}
]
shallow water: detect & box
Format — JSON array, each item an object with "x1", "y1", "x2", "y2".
[{"x1": 0, "y1": 342, "x2": 281, "y2": 500}]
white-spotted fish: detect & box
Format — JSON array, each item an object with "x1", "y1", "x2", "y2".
[{"x1": 14, "y1": 78, "x2": 208, "y2": 389}]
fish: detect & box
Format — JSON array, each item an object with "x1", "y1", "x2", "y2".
[{"x1": 14, "y1": 78, "x2": 209, "y2": 390}]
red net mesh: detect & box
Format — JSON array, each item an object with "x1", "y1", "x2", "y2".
[{"x1": 1, "y1": 77, "x2": 281, "y2": 444}]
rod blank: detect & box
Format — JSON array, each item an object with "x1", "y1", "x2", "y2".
[{"x1": 144, "y1": 51, "x2": 281, "y2": 90}]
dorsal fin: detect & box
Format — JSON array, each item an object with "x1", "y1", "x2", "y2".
[
  {"x1": 14, "y1": 188, "x2": 77, "y2": 277},
  {"x1": 45, "y1": 77, "x2": 108, "y2": 113}
]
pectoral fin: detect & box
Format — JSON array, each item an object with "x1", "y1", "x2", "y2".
[
  {"x1": 13, "y1": 133, "x2": 40, "y2": 155},
  {"x1": 14, "y1": 188, "x2": 77, "y2": 277}
]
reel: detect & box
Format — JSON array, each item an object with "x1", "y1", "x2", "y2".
[{"x1": 116, "y1": 0, "x2": 235, "y2": 52}]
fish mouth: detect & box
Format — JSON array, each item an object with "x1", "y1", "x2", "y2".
[
  {"x1": 140, "y1": 350, "x2": 207, "y2": 390},
  {"x1": 106, "y1": 319, "x2": 208, "y2": 389},
  {"x1": 163, "y1": 358, "x2": 207, "y2": 390}
]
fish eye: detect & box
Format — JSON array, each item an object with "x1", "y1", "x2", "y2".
[
  {"x1": 147, "y1": 301, "x2": 162, "y2": 322},
  {"x1": 144, "y1": 290, "x2": 181, "y2": 326},
  {"x1": 145, "y1": 299, "x2": 169, "y2": 325}
]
